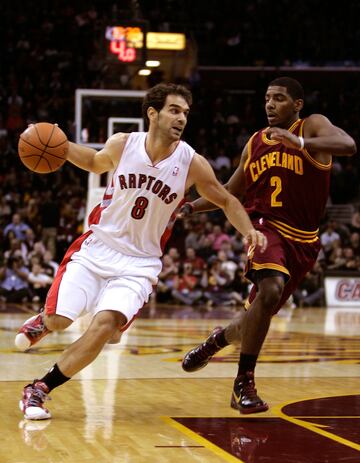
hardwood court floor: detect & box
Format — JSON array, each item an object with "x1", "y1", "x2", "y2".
[{"x1": 0, "y1": 302, "x2": 359, "y2": 463}]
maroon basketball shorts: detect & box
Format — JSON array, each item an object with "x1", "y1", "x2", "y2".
[{"x1": 245, "y1": 218, "x2": 321, "y2": 314}]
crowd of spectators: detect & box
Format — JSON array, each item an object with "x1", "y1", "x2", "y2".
[
  {"x1": 157, "y1": 219, "x2": 249, "y2": 308},
  {"x1": 1, "y1": 1, "x2": 360, "y2": 308}
]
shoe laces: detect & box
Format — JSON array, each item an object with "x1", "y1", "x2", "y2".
[
  {"x1": 193, "y1": 340, "x2": 218, "y2": 360},
  {"x1": 242, "y1": 379, "x2": 259, "y2": 400},
  {"x1": 237, "y1": 372, "x2": 264, "y2": 402},
  {"x1": 25, "y1": 382, "x2": 50, "y2": 407},
  {"x1": 27, "y1": 316, "x2": 46, "y2": 337},
  {"x1": 28, "y1": 323, "x2": 45, "y2": 335}
]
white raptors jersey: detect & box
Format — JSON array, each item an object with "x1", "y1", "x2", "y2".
[{"x1": 89, "y1": 132, "x2": 195, "y2": 257}]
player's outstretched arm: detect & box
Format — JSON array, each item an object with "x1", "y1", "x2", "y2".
[
  {"x1": 67, "y1": 133, "x2": 128, "y2": 174},
  {"x1": 265, "y1": 114, "x2": 356, "y2": 156},
  {"x1": 188, "y1": 153, "x2": 266, "y2": 251},
  {"x1": 304, "y1": 114, "x2": 356, "y2": 156}
]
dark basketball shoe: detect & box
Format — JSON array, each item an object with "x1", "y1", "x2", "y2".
[
  {"x1": 15, "y1": 312, "x2": 51, "y2": 352},
  {"x1": 231, "y1": 371, "x2": 269, "y2": 414},
  {"x1": 182, "y1": 326, "x2": 224, "y2": 372}
]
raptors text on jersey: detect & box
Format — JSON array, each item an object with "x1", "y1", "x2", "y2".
[{"x1": 90, "y1": 132, "x2": 195, "y2": 257}]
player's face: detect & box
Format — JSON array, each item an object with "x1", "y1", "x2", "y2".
[
  {"x1": 157, "y1": 95, "x2": 190, "y2": 140},
  {"x1": 265, "y1": 85, "x2": 300, "y2": 128}
]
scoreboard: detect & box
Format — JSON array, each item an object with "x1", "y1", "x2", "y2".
[{"x1": 105, "y1": 23, "x2": 186, "y2": 64}]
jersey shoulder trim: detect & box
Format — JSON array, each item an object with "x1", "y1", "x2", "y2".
[{"x1": 244, "y1": 131, "x2": 259, "y2": 171}]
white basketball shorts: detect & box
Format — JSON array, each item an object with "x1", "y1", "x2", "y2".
[{"x1": 45, "y1": 232, "x2": 162, "y2": 330}]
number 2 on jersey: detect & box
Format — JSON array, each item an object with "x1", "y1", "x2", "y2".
[
  {"x1": 131, "y1": 196, "x2": 149, "y2": 219},
  {"x1": 270, "y1": 176, "x2": 282, "y2": 207}
]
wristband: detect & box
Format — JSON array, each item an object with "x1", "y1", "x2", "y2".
[{"x1": 298, "y1": 136, "x2": 305, "y2": 150}]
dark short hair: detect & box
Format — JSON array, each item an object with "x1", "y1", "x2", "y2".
[
  {"x1": 268, "y1": 77, "x2": 304, "y2": 101},
  {"x1": 142, "y1": 83, "x2": 193, "y2": 128}
]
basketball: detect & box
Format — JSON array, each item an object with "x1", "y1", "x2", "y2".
[{"x1": 18, "y1": 122, "x2": 69, "y2": 174}]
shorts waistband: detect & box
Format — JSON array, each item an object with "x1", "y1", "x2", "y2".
[{"x1": 268, "y1": 219, "x2": 319, "y2": 243}]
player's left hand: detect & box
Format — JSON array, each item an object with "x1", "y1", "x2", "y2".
[
  {"x1": 244, "y1": 229, "x2": 267, "y2": 254},
  {"x1": 264, "y1": 127, "x2": 303, "y2": 150},
  {"x1": 177, "y1": 202, "x2": 194, "y2": 219}
]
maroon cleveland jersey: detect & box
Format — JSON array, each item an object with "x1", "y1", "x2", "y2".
[{"x1": 243, "y1": 118, "x2": 331, "y2": 243}]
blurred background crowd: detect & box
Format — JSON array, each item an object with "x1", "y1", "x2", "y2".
[{"x1": 0, "y1": 0, "x2": 359, "y2": 307}]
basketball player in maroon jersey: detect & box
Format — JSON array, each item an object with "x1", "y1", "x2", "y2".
[
  {"x1": 181, "y1": 77, "x2": 356, "y2": 413},
  {"x1": 15, "y1": 83, "x2": 267, "y2": 420}
]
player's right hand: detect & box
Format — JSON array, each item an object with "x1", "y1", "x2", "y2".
[
  {"x1": 177, "y1": 202, "x2": 194, "y2": 219},
  {"x1": 244, "y1": 229, "x2": 267, "y2": 254},
  {"x1": 264, "y1": 127, "x2": 302, "y2": 150}
]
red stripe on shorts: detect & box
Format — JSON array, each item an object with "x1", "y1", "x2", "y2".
[
  {"x1": 119, "y1": 304, "x2": 143, "y2": 333},
  {"x1": 119, "y1": 289, "x2": 155, "y2": 332},
  {"x1": 45, "y1": 231, "x2": 92, "y2": 315}
]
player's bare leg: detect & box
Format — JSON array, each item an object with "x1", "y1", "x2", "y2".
[
  {"x1": 57, "y1": 310, "x2": 126, "y2": 377},
  {"x1": 107, "y1": 331, "x2": 123, "y2": 344},
  {"x1": 44, "y1": 314, "x2": 73, "y2": 331},
  {"x1": 231, "y1": 276, "x2": 284, "y2": 414},
  {"x1": 222, "y1": 309, "x2": 247, "y2": 344},
  {"x1": 20, "y1": 310, "x2": 126, "y2": 419}
]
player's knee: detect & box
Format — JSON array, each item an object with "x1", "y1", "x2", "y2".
[
  {"x1": 45, "y1": 314, "x2": 73, "y2": 331},
  {"x1": 91, "y1": 311, "x2": 127, "y2": 341},
  {"x1": 257, "y1": 280, "x2": 284, "y2": 310},
  {"x1": 107, "y1": 331, "x2": 123, "y2": 344}
]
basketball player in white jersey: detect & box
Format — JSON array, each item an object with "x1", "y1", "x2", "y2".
[{"x1": 16, "y1": 83, "x2": 267, "y2": 420}]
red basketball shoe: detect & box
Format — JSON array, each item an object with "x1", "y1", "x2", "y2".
[
  {"x1": 19, "y1": 381, "x2": 51, "y2": 420},
  {"x1": 15, "y1": 312, "x2": 51, "y2": 352}
]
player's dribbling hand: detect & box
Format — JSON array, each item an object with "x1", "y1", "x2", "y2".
[
  {"x1": 177, "y1": 202, "x2": 194, "y2": 219},
  {"x1": 264, "y1": 127, "x2": 303, "y2": 150},
  {"x1": 244, "y1": 229, "x2": 267, "y2": 254}
]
